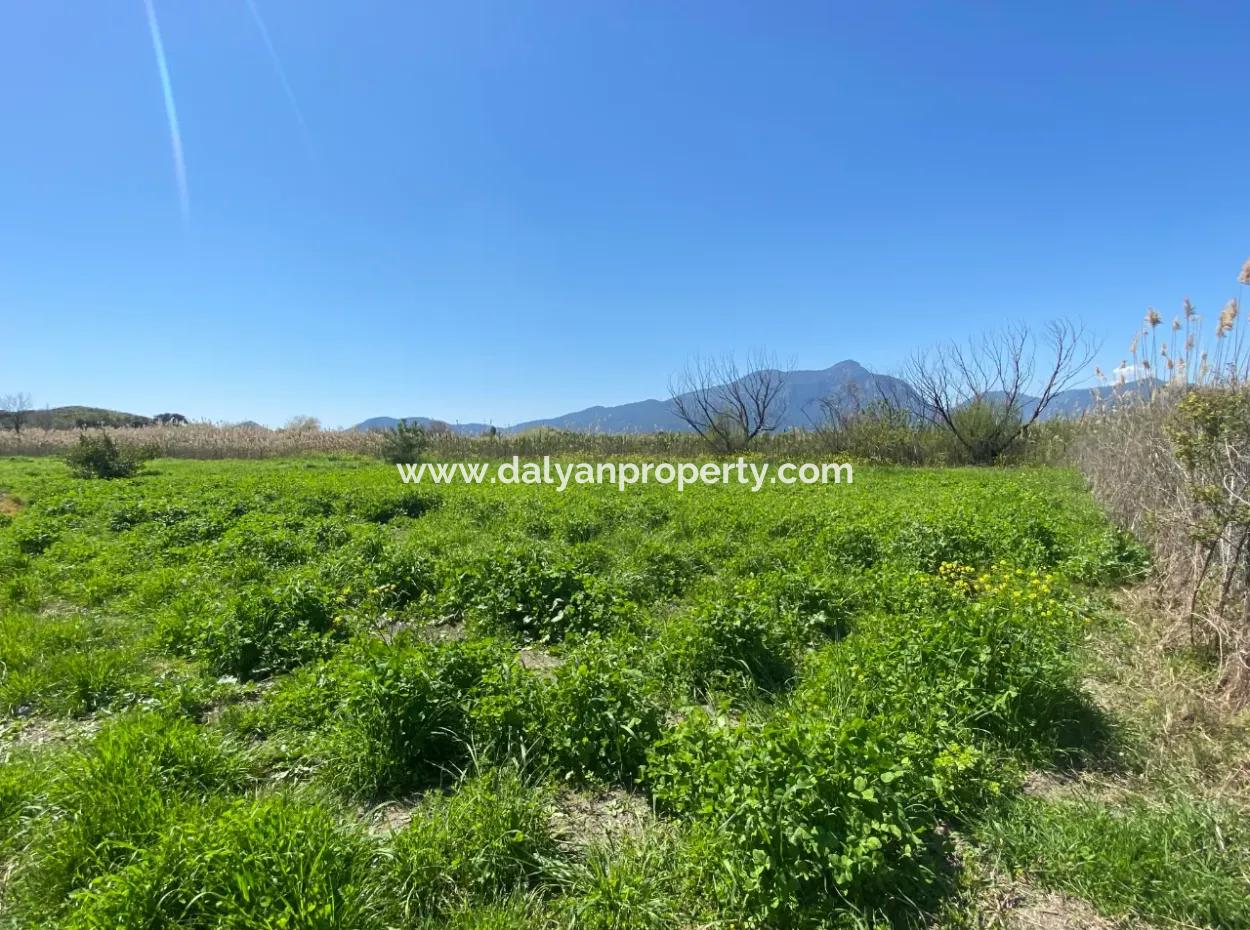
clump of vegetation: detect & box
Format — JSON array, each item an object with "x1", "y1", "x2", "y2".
[
  {"x1": 385, "y1": 768, "x2": 555, "y2": 922},
  {"x1": 541, "y1": 637, "x2": 663, "y2": 783},
  {"x1": 379, "y1": 418, "x2": 429, "y2": 464},
  {"x1": 63, "y1": 431, "x2": 153, "y2": 479},
  {"x1": 456, "y1": 549, "x2": 600, "y2": 644},
  {"x1": 5, "y1": 712, "x2": 252, "y2": 921},
  {"x1": 62, "y1": 791, "x2": 377, "y2": 930}
]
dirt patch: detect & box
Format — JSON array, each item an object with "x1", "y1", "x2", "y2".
[
  {"x1": 364, "y1": 798, "x2": 420, "y2": 835},
  {"x1": 519, "y1": 648, "x2": 564, "y2": 676},
  {"x1": 1, "y1": 715, "x2": 99, "y2": 751},
  {"x1": 550, "y1": 787, "x2": 652, "y2": 851},
  {"x1": 373, "y1": 618, "x2": 467, "y2": 645},
  {"x1": 984, "y1": 882, "x2": 1145, "y2": 929},
  {"x1": 0, "y1": 494, "x2": 21, "y2": 516}
]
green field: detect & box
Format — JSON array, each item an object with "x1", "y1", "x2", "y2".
[{"x1": 0, "y1": 456, "x2": 1222, "y2": 928}]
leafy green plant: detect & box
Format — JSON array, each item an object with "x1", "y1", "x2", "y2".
[
  {"x1": 64, "y1": 431, "x2": 153, "y2": 479},
  {"x1": 540, "y1": 637, "x2": 662, "y2": 784},
  {"x1": 457, "y1": 549, "x2": 601, "y2": 643}
]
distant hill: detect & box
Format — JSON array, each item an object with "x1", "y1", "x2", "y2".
[{"x1": 26, "y1": 406, "x2": 153, "y2": 430}]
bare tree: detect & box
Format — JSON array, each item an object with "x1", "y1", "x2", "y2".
[
  {"x1": 0, "y1": 393, "x2": 33, "y2": 435},
  {"x1": 283, "y1": 415, "x2": 321, "y2": 432},
  {"x1": 905, "y1": 321, "x2": 1096, "y2": 464},
  {"x1": 669, "y1": 351, "x2": 788, "y2": 452}
]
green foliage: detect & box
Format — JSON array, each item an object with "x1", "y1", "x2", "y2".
[
  {"x1": 0, "y1": 610, "x2": 143, "y2": 715},
  {"x1": 63, "y1": 430, "x2": 153, "y2": 479},
  {"x1": 554, "y1": 830, "x2": 698, "y2": 930},
  {"x1": 645, "y1": 563, "x2": 1091, "y2": 925},
  {"x1": 321, "y1": 637, "x2": 523, "y2": 797},
  {"x1": 1167, "y1": 385, "x2": 1250, "y2": 474},
  {"x1": 456, "y1": 549, "x2": 602, "y2": 643},
  {"x1": 7, "y1": 712, "x2": 252, "y2": 919},
  {"x1": 951, "y1": 397, "x2": 1026, "y2": 465},
  {"x1": 190, "y1": 576, "x2": 343, "y2": 680},
  {"x1": 665, "y1": 586, "x2": 795, "y2": 695}
]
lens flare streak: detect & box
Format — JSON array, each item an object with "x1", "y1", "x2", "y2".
[
  {"x1": 244, "y1": 0, "x2": 312, "y2": 147},
  {"x1": 142, "y1": 0, "x2": 189, "y2": 225}
]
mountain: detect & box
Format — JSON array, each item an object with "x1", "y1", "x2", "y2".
[
  {"x1": 352, "y1": 361, "x2": 915, "y2": 434},
  {"x1": 976, "y1": 380, "x2": 1164, "y2": 422},
  {"x1": 506, "y1": 360, "x2": 915, "y2": 433},
  {"x1": 352, "y1": 366, "x2": 1160, "y2": 436}
]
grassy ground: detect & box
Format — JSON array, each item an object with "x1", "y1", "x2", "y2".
[
  {"x1": 956, "y1": 589, "x2": 1250, "y2": 930},
  {"x1": 0, "y1": 454, "x2": 1241, "y2": 928}
]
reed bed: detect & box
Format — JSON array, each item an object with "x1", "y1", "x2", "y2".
[{"x1": 1075, "y1": 256, "x2": 1250, "y2": 705}]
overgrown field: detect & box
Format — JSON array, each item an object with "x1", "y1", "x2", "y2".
[{"x1": 0, "y1": 455, "x2": 1234, "y2": 928}]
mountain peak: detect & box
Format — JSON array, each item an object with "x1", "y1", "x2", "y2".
[{"x1": 827, "y1": 359, "x2": 868, "y2": 374}]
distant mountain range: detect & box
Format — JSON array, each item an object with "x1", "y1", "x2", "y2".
[
  {"x1": 352, "y1": 360, "x2": 1137, "y2": 435},
  {"x1": 18, "y1": 363, "x2": 1147, "y2": 436}
]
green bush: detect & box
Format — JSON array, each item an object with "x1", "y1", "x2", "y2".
[
  {"x1": 457, "y1": 549, "x2": 600, "y2": 643},
  {"x1": 380, "y1": 419, "x2": 429, "y2": 464},
  {"x1": 540, "y1": 637, "x2": 662, "y2": 784},
  {"x1": 646, "y1": 710, "x2": 947, "y2": 924},
  {"x1": 64, "y1": 431, "x2": 153, "y2": 479},
  {"x1": 324, "y1": 638, "x2": 517, "y2": 797},
  {"x1": 192, "y1": 576, "x2": 342, "y2": 679},
  {"x1": 667, "y1": 588, "x2": 795, "y2": 695}
]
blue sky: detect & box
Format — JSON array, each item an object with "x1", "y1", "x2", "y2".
[{"x1": 3, "y1": 1, "x2": 1247, "y2": 428}]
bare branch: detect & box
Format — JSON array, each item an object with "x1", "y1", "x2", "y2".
[
  {"x1": 669, "y1": 351, "x2": 789, "y2": 452},
  {"x1": 904, "y1": 321, "x2": 1097, "y2": 464}
]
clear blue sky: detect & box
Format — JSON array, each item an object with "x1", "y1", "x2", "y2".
[{"x1": 3, "y1": 1, "x2": 1247, "y2": 427}]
